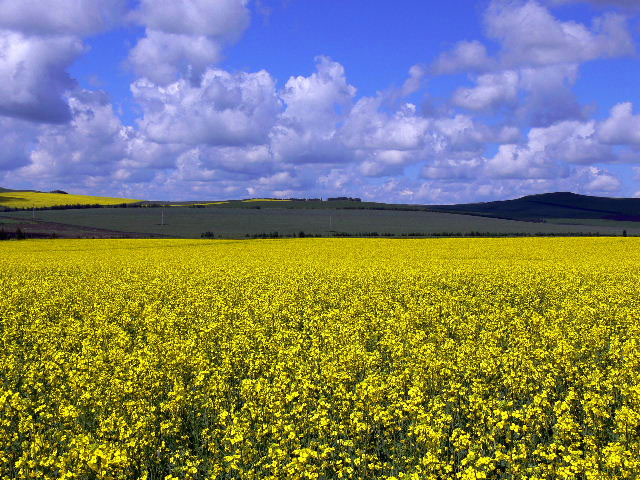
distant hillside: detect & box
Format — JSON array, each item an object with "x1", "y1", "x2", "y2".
[
  {"x1": 0, "y1": 190, "x2": 141, "y2": 209},
  {"x1": 0, "y1": 187, "x2": 39, "y2": 193},
  {"x1": 430, "y1": 192, "x2": 640, "y2": 221},
  {"x1": 3, "y1": 188, "x2": 640, "y2": 223}
]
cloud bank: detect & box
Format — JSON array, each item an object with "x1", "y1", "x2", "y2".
[{"x1": 0, "y1": 0, "x2": 639, "y2": 203}]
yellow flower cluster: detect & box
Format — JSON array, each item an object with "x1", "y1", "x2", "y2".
[
  {"x1": 0, "y1": 191, "x2": 139, "y2": 208},
  {"x1": 1, "y1": 238, "x2": 639, "y2": 479}
]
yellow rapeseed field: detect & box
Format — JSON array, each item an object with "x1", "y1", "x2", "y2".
[
  {"x1": 0, "y1": 191, "x2": 140, "y2": 208},
  {"x1": 1, "y1": 238, "x2": 639, "y2": 479}
]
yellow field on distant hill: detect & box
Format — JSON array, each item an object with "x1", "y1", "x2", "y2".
[
  {"x1": 0, "y1": 191, "x2": 140, "y2": 208},
  {"x1": 1, "y1": 238, "x2": 639, "y2": 479},
  {"x1": 242, "y1": 198, "x2": 290, "y2": 202}
]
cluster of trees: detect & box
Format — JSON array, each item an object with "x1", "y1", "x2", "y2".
[
  {"x1": 1, "y1": 203, "x2": 138, "y2": 212},
  {"x1": 327, "y1": 197, "x2": 361, "y2": 202},
  {"x1": 0, "y1": 228, "x2": 26, "y2": 240},
  {"x1": 330, "y1": 231, "x2": 394, "y2": 237},
  {"x1": 203, "y1": 231, "x2": 318, "y2": 239},
  {"x1": 244, "y1": 231, "x2": 320, "y2": 238}
]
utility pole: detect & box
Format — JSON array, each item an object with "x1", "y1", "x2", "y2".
[{"x1": 161, "y1": 206, "x2": 165, "y2": 226}]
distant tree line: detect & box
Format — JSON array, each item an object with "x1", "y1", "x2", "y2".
[
  {"x1": 327, "y1": 197, "x2": 361, "y2": 202},
  {"x1": 201, "y1": 231, "x2": 322, "y2": 239},
  {"x1": 201, "y1": 231, "x2": 622, "y2": 240},
  {"x1": 327, "y1": 231, "x2": 614, "y2": 238},
  {"x1": 0, "y1": 202, "x2": 141, "y2": 212},
  {"x1": 0, "y1": 227, "x2": 26, "y2": 240},
  {"x1": 0, "y1": 227, "x2": 61, "y2": 240},
  {"x1": 330, "y1": 231, "x2": 393, "y2": 237}
]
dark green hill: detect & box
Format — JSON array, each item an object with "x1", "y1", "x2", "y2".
[
  {"x1": 3, "y1": 190, "x2": 640, "y2": 238},
  {"x1": 430, "y1": 192, "x2": 640, "y2": 221},
  {"x1": 0, "y1": 187, "x2": 39, "y2": 193}
]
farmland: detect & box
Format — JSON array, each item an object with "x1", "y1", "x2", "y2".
[
  {"x1": 2, "y1": 191, "x2": 640, "y2": 238},
  {"x1": 3, "y1": 205, "x2": 638, "y2": 239},
  {"x1": 2, "y1": 238, "x2": 640, "y2": 478},
  {"x1": 0, "y1": 191, "x2": 140, "y2": 209}
]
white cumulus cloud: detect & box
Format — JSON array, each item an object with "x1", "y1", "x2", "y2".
[
  {"x1": 486, "y1": 0, "x2": 634, "y2": 67},
  {"x1": 132, "y1": 68, "x2": 280, "y2": 146},
  {"x1": 452, "y1": 71, "x2": 519, "y2": 111},
  {"x1": 432, "y1": 40, "x2": 495, "y2": 74},
  {"x1": 598, "y1": 102, "x2": 640, "y2": 145},
  {"x1": 0, "y1": 0, "x2": 126, "y2": 36},
  {"x1": 0, "y1": 30, "x2": 83, "y2": 122},
  {"x1": 128, "y1": 0, "x2": 250, "y2": 84}
]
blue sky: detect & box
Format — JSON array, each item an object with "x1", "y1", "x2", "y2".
[{"x1": 1, "y1": 0, "x2": 640, "y2": 202}]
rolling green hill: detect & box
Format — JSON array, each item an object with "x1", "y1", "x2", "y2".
[
  {"x1": 0, "y1": 187, "x2": 38, "y2": 193},
  {"x1": 430, "y1": 192, "x2": 640, "y2": 221},
  {"x1": 1, "y1": 190, "x2": 639, "y2": 239},
  {"x1": 0, "y1": 190, "x2": 141, "y2": 209},
  {"x1": 165, "y1": 192, "x2": 640, "y2": 221},
  {"x1": 2, "y1": 203, "x2": 637, "y2": 239}
]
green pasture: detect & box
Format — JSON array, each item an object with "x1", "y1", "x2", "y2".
[{"x1": 3, "y1": 206, "x2": 637, "y2": 238}]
